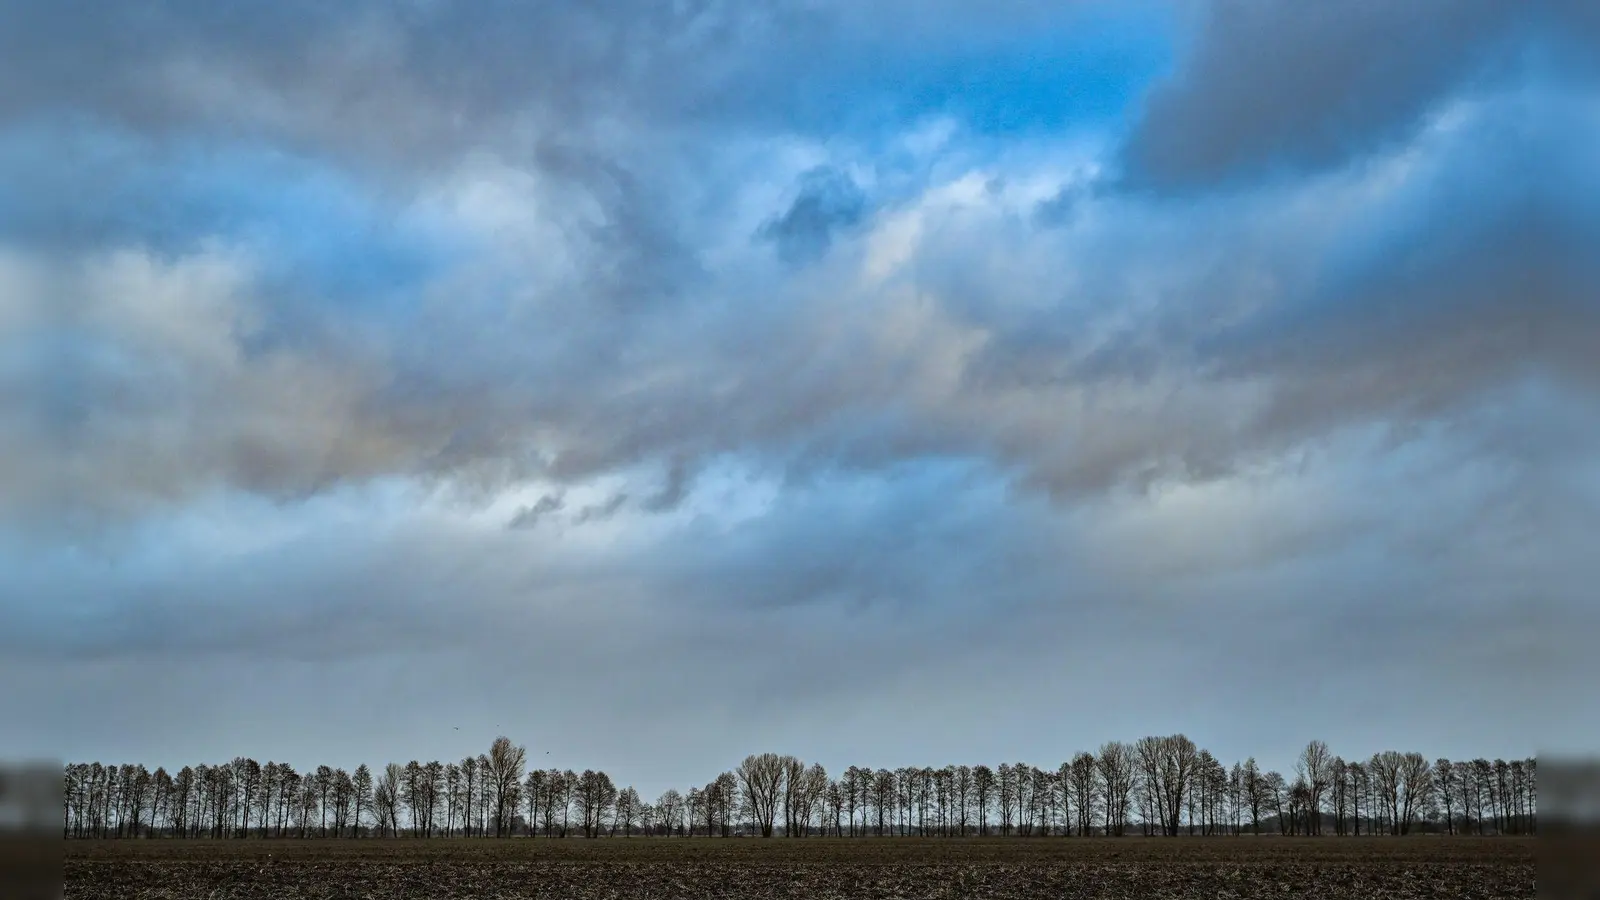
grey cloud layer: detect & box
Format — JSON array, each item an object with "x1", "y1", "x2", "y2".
[
  {"x1": 2, "y1": 1, "x2": 784, "y2": 154},
  {"x1": 10, "y1": 438, "x2": 1575, "y2": 775}
]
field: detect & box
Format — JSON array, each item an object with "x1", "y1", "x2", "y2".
[{"x1": 64, "y1": 836, "x2": 1533, "y2": 899}]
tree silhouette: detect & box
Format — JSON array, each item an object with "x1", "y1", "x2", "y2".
[
  {"x1": 60, "y1": 742, "x2": 1534, "y2": 841},
  {"x1": 485, "y1": 738, "x2": 526, "y2": 838},
  {"x1": 736, "y1": 753, "x2": 786, "y2": 838}
]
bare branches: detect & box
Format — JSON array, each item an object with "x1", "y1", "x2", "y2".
[
  {"x1": 735, "y1": 753, "x2": 788, "y2": 838},
  {"x1": 60, "y1": 740, "x2": 1534, "y2": 839},
  {"x1": 485, "y1": 737, "x2": 527, "y2": 838}
]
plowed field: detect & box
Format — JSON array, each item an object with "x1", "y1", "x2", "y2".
[{"x1": 65, "y1": 836, "x2": 1534, "y2": 899}]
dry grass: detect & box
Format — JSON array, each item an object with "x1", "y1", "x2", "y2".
[{"x1": 66, "y1": 836, "x2": 1534, "y2": 899}]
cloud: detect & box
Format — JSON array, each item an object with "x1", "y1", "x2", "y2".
[
  {"x1": 2, "y1": 0, "x2": 1594, "y2": 775},
  {"x1": 4, "y1": 246, "x2": 415, "y2": 528},
  {"x1": 507, "y1": 493, "x2": 566, "y2": 529},
  {"x1": 15, "y1": 80, "x2": 1593, "y2": 525},
  {"x1": 1120, "y1": 0, "x2": 1526, "y2": 188},
  {"x1": 574, "y1": 493, "x2": 630, "y2": 524},
  {"x1": 8, "y1": 436, "x2": 1584, "y2": 777},
  {"x1": 757, "y1": 166, "x2": 868, "y2": 266}
]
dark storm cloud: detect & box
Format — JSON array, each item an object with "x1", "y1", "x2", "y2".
[
  {"x1": 757, "y1": 166, "x2": 868, "y2": 266},
  {"x1": 1169, "y1": 90, "x2": 1599, "y2": 456},
  {"x1": 1121, "y1": 0, "x2": 1527, "y2": 188},
  {"x1": 507, "y1": 493, "x2": 565, "y2": 529},
  {"x1": 506, "y1": 490, "x2": 629, "y2": 528},
  {"x1": 641, "y1": 460, "x2": 695, "y2": 512},
  {"x1": 573, "y1": 492, "x2": 629, "y2": 524}
]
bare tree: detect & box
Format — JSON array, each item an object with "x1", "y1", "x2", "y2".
[
  {"x1": 548, "y1": 769, "x2": 574, "y2": 837},
  {"x1": 63, "y1": 736, "x2": 1531, "y2": 844},
  {"x1": 1095, "y1": 742, "x2": 1134, "y2": 837},
  {"x1": 485, "y1": 737, "x2": 526, "y2": 838},
  {"x1": 640, "y1": 799, "x2": 656, "y2": 837},
  {"x1": 874, "y1": 769, "x2": 895, "y2": 837},
  {"x1": 996, "y1": 764, "x2": 1015, "y2": 836},
  {"x1": 790, "y1": 763, "x2": 826, "y2": 837},
  {"x1": 842, "y1": 767, "x2": 862, "y2": 837},
  {"x1": 714, "y1": 772, "x2": 737, "y2": 837},
  {"x1": 781, "y1": 757, "x2": 804, "y2": 837},
  {"x1": 1297, "y1": 740, "x2": 1332, "y2": 836},
  {"x1": 1374, "y1": 752, "x2": 1403, "y2": 835},
  {"x1": 1492, "y1": 759, "x2": 1510, "y2": 833},
  {"x1": 736, "y1": 753, "x2": 788, "y2": 838},
  {"x1": 275, "y1": 767, "x2": 297, "y2": 838},
  {"x1": 1368, "y1": 751, "x2": 1431, "y2": 835},
  {"x1": 1434, "y1": 759, "x2": 1457, "y2": 835},
  {"x1": 1347, "y1": 761, "x2": 1367, "y2": 835},
  {"x1": 1228, "y1": 762, "x2": 1244, "y2": 836},
  {"x1": 332, "y1": 768, "x2": 356, "y2": 837},
  {"x1": 1054, "y1": 762, "x2": 1074, "y2": 837},
  {"x1": 615, "y1": 786, "x2": 641, "y2": 837},
  {"x1": 576, "y1": 769, "x2": 617, "y2": 838},
  {"x1": 458, "y1": 756, "x2": 477, "y2": 838},
  {"x1": 655, "y1": 788, "x2": 684, "y2": 837},
  {"x1": 523, "y1": 769, "x2": 544, "y2": 837},
  {"x1": 1067, "y1": 754, "x2": 1096, "y2": 836},
  {"x1": 443, "y1": 764, "x2": 462, "y2": 836},
  {"x1": 702, "y1": 779, "x2": 721, "y2": 837},
  {"x1": 684, "y1": 787, "x2": 703, "y2": 837},
  {"x1": 955, "y1": 765, "x2": 973, "y2": 837},
  {"x1": 1398, "y1": 753, "x2": 1432, "y2": 835},
  {"x1": 1288, "y1": 776, "x2": 1312, "y2": 835},
  {"x1": 970, "y1": 765, "x2": 993, "y2": 836},
  {"x1": 1328, "y1": 757, "x2": 1348, "y2": 835},
  {"x1": 349, "y1": 765, "x2": 372, "y2": 838},
  {"x1": 1264, "y1": 771, "x2": 1287, "y2": 835},
  {"x1": 1468, "y1": 759, "x2": 1491, "y2": 834},
  {"x1": 1135, "y1": 735, "x2": 1198, "y2": 837}
]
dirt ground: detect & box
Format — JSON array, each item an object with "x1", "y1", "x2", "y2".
[{"x1": 65, "y1": 835, "x2": 1535, "y2": 899}]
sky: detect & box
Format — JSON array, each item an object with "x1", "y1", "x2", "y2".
[{"x1": 3, "y1": 0, "x2": 1595, "y2": 795}]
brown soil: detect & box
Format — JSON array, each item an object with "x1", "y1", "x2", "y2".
[{"x1": 64, "y1": 835, "x2": 1535, "y2": 899}]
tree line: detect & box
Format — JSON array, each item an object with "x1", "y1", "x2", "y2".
[{"x1": 62, "y1": 736, "x2": 1536, "y2": 840}]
